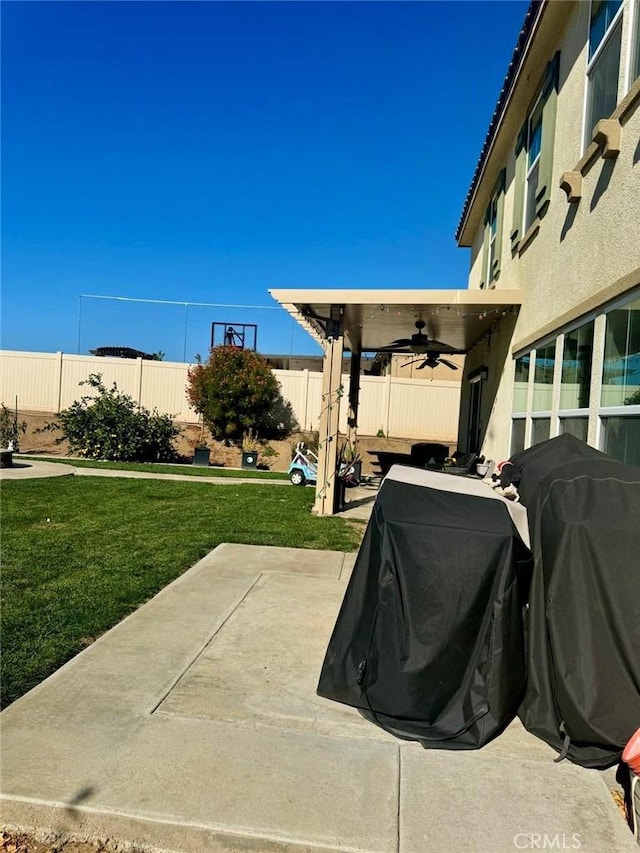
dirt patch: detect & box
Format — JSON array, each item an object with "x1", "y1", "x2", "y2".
[
  {"x1": 15, "y1": 411, "x2": 453, "y2": 476},
  {"x1": 0, "y1": 830, "x2": 139, "y2": 853}
]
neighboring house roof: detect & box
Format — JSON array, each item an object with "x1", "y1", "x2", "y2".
[
  {"x1": 89, "y1": 346, "x2": 160, "y2": 360},
  {"x1": 455, "y1": 0, "x2": 542, "y2": 244}
]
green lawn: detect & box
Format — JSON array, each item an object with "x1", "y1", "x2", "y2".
[
  {"x1": 1, "y1": 476, "x2": 360, "y2": 708},
  {"x1": 18, "y1": 456, "x2": 290, "y2": 479}
]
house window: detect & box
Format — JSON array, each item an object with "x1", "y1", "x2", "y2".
[
  {"x1": 585, "y1": 0, "x2": 623, "y2": 147},
  {"x1": 633, "y1": 0, "x2": 640, "y2": 82},
  {"x1": 507, "y1": 292, "x2": 639, "y2": 462},
  {"x1": 560, "y1": 320, "x2": 594, "y2": 409},
  {"x1": 560, "y1": 416, "x2": 589, "y2": 441},
  {"x1": 487, "y1": 195, "x2": 498, "y2": 285},
  {"x1": 510, "y1": 53, "x2": 560, "y2": 251},
  {"x1": 531, "y1": 417, "x2": 551, "y2": 445},
  {"x1": 532, "y1": 341, "x2": 556, "y2": 411},
  {"x1": 511, "y1": 418, "x2": 526, "y2": 454},
  {"x1": 601, "y1": 416, "x2": 640, "y2": 465},
  {"x1": 600, "y1": 294, "x2": 640, "y2": 407},
  {"x1": 479, "y1": 169, "x2": 505, "y2": 289},
  {"x1": 599, "y1": 292, "x2": 640, "y2": 465},
  {"x1": 524, "y1": 97, "x2": 543, "y2": 234},
  {"x1": 513, "y1": 354, "x2": 530, "y2": 412}
]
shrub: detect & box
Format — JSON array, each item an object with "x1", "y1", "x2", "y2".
[
  {"x1": 186, "y1": 346, "x2": 282, "y2": 441},
  {"x1": 0, "y1": 404, "x2": 27, "y2": 451},
  {"x1": 43, "y1": 374, "x2": 179, "y2": 462}
]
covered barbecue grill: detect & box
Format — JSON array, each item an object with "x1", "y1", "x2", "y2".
[{"x1": 317, "y1": 466, "x2": 533, "y2": 749}]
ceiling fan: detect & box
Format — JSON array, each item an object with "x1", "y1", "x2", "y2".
[
  {"x1": 401, "y1": 354, "x2": 459, "y2": 371},
  {"x1": 380, "y1": 320, "x2": 460, "y2": 355}
]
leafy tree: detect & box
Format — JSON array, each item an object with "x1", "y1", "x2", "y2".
[
  {"x1": 42, "y1": 374, "x2": 179, "y2": 462},
  {"x1": 186, "y1": 346, "x2": 281, "y2": 441}
]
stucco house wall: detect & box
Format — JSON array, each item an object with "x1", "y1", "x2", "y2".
[{"x1": 458, "y1": 0, "x2": 640, "y2": 463}]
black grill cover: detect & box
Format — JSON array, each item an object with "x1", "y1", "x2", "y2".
[
  {"x1": 317, "y1": 466, "x2": 533, "y2": 749},
  {"x1": 513, "y1": 435, "x2": 640, "y2": 768}
]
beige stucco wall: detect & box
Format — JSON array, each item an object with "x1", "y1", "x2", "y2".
[{"x1": 462, "y1": 0, "x2": 640, "y2": 461}]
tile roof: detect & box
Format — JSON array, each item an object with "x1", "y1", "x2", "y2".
[{"x1": 455, "y1": 0, "x2": 542, "y2": 243}]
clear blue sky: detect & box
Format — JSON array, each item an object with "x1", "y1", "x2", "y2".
[{"x1": 2, "y1": 0, "x2": 528, "y2": 361}]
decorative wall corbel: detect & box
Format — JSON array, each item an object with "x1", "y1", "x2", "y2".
[
  {"x1": 591, "y1": 118, "x2": 621, "y2": 159},
  {"x1": 559, "y1": 171, "x2": 582, "y2": 202}
]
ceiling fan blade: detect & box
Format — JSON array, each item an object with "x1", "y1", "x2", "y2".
[
  {"x1": 400, "y1": 358, "x2": 427, "y2": 368},
  {"x1": 439, "y1": 358, "x2": 459, "y2": 370},
  {"x1": 415, "y1": 360, "x2": 430, "y2": 370},
  {"x1": 386, "y1": 337, "x2": 413, "y2": 347}
]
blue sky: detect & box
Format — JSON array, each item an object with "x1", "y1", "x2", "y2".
[{"x1": 2, "y1": 0, "x2": 528, "y2": 361}]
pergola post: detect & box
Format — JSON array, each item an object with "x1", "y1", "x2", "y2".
[
  {"x1": 313, "y1": 333, "x2": 344, "y2": 516},
  {"x1": 346, "y1": 348, "x2": 361, "y2": 446}
]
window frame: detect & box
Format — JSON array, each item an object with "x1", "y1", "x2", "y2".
[
  {"x1": 486, "y1": 194, "x2": 498, "y2": 286},
  {"x1": 583, "y1": 0, "x2": 625, "y2": 150},
  {"x1": 479, "y1": 168, "x2": 505, "y2": 290},
  {"x1": 627, "y1": 0, "x2": 640, "y2": 90},
  {"x1": 509, "y1": 289, "x2": 640, "y2": 464},
  {"x1": 510, "y1": 52, "x2": 560, "y2": 253},
  {"x1": 523, "y1": 94, "x2": 543, "y2": 236}
]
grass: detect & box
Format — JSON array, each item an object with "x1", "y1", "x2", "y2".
[
  {"x1": 1, "y1": 476, "x2": 360, "y2": 708},
  {"x1": 18, "y1": 455, "x2": 290, "y2": 479}
]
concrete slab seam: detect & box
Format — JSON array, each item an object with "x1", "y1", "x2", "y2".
[
  {"x1": 148, "y1": 705, "x2": 397, "y2": 744},
  {"x1": 0, "y1": 794, "x2": 371, "y2": 853},
  {"x1": 396, "y1": 746, "x2": 401, "y2": 853},
  {"x1": 148, "y1": 572, "x2": 264, "y2": 715}
]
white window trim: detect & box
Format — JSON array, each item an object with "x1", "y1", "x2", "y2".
[
  {"x1": 596, "y1": 407, "x2": 640, "y2": 460},
  {"x1": 599, "y1": 405, "x2": 640, "y2": 415},
  {"x1": 582, "y1": 0, "x2": 625, "y2": 153}
]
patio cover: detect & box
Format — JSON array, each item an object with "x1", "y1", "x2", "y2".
[
  {"x1": 269, "y1": 288, "x2": 523, "y2": 354},
  {"x1": 269, "y1": 288, "x2": 523, "y2": 514}
]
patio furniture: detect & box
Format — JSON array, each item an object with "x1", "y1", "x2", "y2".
[{"x1": 441, "y1": 452, "x2": 479, "y2": 476}]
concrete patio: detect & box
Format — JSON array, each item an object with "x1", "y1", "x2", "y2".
[{"x1": 0, "y1": 543, "x2": 634, "y2": 852}]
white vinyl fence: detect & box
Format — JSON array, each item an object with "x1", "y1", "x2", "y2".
[{"x1": 0, "y1": 350, "x2": 461, "y2": 441}]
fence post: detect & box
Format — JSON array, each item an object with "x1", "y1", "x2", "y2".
[
  {"x1": 137, "y1": 357, "x2": 144, "y2": 408},
  {"x1": 303, "y1": 369, "x2": 310, "y2": 430},
  {"x1": 383, "y1": 372, "x2": 392, "y2": 438},
  {"x1": 56, "y1": 352, "x2": 64, "y2": 412}
]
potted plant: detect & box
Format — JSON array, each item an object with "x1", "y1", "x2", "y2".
[
  {"x1": 241, "y1": 430, "x2": 259, "y2": 469},
  {"x1": 338, "y1": 438, "x2": 363, "y2": 486},
  {"x1": 192, "y1": 419, "x2": 211, "y2": 467}
]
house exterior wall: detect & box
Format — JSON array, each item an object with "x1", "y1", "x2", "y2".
[{"x1": 459, "y1": 0, "x2": 640, "y2": 463}]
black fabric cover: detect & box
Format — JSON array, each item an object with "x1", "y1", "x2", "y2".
[
  {"x1": 317, "y1": 467, "x2": 532, "y2": 749},
  {"x1": 513, "y1": 435, "x2": 640, "y2": 768}
]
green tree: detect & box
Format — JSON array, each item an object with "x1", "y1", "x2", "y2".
[{"x1": 186, "y1": 346, "x2": 280, "y2": 441}]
